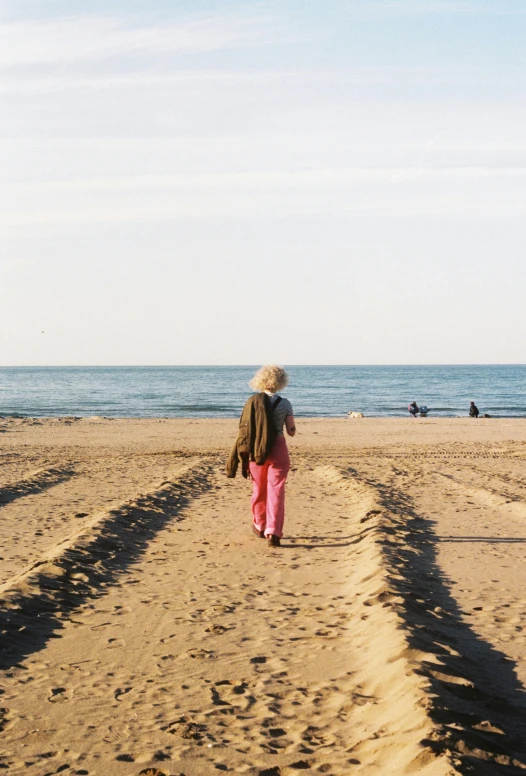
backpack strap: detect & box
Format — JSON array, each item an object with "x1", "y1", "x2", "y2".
[{"x1": 271, "y1": 396, "x2": 282, "y2": 411}]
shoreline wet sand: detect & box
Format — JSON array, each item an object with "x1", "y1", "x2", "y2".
[{"x1": 1, "y1": 417, "x2": 526, "y2": 775}]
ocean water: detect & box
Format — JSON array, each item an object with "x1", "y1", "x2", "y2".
[{"x1": 0, "y1": 365, "x2": 524, "y2": 419}]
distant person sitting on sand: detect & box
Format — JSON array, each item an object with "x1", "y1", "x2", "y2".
[
  {"x1": 408, "y1": 401, "x2": 419, "y2": 418},
  {"x1": 469, "y1": 401, "x2": 479, "y2": 418}
]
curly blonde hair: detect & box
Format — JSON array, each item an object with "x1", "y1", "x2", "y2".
[{"x1": 249, "y1": 365, "x2": 289, "y2": 393}]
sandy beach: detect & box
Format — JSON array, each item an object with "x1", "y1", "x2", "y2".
[{"x1": 1, "y1": 416, "x2": 526, "y2": 776}]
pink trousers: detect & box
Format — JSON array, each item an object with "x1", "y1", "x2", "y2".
[{"x1": 249, "y1": 436, "x2": 290, "y2": 539}]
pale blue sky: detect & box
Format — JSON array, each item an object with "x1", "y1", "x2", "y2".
[{"x1": 1, "y1": 0, "x2": 525, "y2": 364}]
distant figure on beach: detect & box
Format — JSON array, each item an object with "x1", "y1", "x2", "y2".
[
  {"x1": 227, "y1": 365, "x2": 296, "y2": 548},
  {"x1": 469, "y1": 401, "x2": 480, "y2": 418},
  {"x1": 408, "y1": 401, "x2": 419, "y2": 418}
]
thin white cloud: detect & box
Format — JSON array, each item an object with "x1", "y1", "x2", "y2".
[
  {"x1": 5, "y1": 166, "x2": 526, "y2": 194},
  {"x1": 355, "y1": 0, "x2": 526, "y2": 15},
  {"x1": 0, "y1": 69, "x2": 300, "y2": 94},
  {"x1": 2, "y1": 63, "x2": 524, "y2": 95},
  {"x1": 3, "y1": 130, "x2": 526, "y2": 190},
  {"x1": 0, "y1": 12, "x2": 288, "y2": 68},
  {"x1": 2, "y1": 165, "x2": 525, "y2": 226}
]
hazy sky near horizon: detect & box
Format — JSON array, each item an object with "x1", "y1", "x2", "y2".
[{"x1": 1, "y1": 0, "x2": 525, "y2": 365}]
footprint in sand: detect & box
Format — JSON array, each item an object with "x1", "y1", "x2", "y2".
[
  {"x1": 137, "y1": 770, "x2": 168, "y2": 776},
  {"x1": 137, "y1": 769, "x2": 182, "y2": 776},
  {"x1": 0, "y1": 707, "x2": 12, "y2": 732},
  {"x1": 114, "y1": 687, "x2": 133, "y2": 701},
  {"x1": 165, "y1": 715, "x2": 210, "y2": 742},
  {"x1": 187, "y1": 648, "x2": 216, "y2": 660},
  {"x1": 205, "y1": 624, "x2": 231, "y2": 634},
  {"x1": 48, "y1": 687, "x2": 69, "y2": 703}
]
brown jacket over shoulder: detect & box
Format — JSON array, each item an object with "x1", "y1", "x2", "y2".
[{"x1": 226, "y1": 393, "x2": 277, "y2": 478}]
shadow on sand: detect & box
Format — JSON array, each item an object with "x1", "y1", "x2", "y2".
[
  {"x1": 0, "y1": 463, "x2": 215, "y2": 672},
  {"x1": 282, "y1": 532, "x2": 375, "y2": 550},
  {"x1": 351, "y1": 467, "x2": 526, "y2": 775},
  {"x1": 0, "y1": 466, "x2": 76, "y2": 507},
  {"x1": 437, "y1": 537, "x2": 526, "y2": 544}
]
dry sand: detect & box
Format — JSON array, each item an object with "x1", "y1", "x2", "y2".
[{"x1": 1, "y1": 416, "x2": 526, "y2": 776}]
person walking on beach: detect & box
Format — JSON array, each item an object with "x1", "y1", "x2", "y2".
[
  {"x1": 469, "y1": 401, "x2": 480, "y2": 418},
  {"x1": 241, "y1": 365, "x2": 296, "y2": 548}
]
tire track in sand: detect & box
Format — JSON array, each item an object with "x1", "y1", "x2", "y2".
[
  {"x1": 0, "y1": 456, "x2": 218, "y2": 671},
  {"x1": 0, "y1": 460, "x2": 455, "y2": 776},
  {"x1": 0, "y1": 452, "x2": 204, "y2": 587},
  {"x1": 0, "y1": 466, "x2": 76, "y2": 507},
  {"x1": 346, "y1": 459, "x2": 526, "y2": 775}
]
